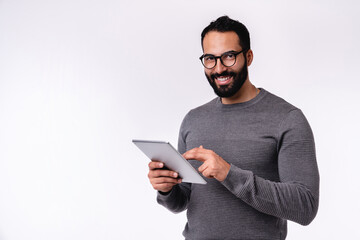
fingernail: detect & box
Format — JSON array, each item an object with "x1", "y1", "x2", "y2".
[
  {"x1": 173, "y1": 172, "x2": 178, "y2": 177},
  {"x1": 158, "y1": 163, "x2": 163, "y2": 168}
]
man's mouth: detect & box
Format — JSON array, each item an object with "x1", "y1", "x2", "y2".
[{"x1": 215, "y1": 75, "x2": 233, "y2": 85}]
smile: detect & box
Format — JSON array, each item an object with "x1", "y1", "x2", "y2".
[{"x1": 215, "y1": 76, "x2": 232, "y2": 85}]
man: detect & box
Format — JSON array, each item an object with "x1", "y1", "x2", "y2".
[{"x1": 147, "y1": 16, "x2": 319, "y2": 240}]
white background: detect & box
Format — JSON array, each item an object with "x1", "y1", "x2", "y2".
[{"x1": 0, "y1": 0, "x2": 359, "y2": 239}]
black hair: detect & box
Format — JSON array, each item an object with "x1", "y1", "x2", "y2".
[{"x1": 201, "y1": 16, "x2": 251, "y2": 51}]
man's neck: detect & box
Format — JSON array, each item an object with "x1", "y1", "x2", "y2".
[{"x1": 221, "y1": 79, "x2": 258, "y2": 105}]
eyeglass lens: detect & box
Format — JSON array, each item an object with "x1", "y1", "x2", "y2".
[{"x1": 202, "y1": 52, "x2": 237, "y2": 69}]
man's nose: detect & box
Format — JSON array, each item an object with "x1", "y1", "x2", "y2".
[{"x1": 214, "y1": 58, "x2": 227, "y2": 73}]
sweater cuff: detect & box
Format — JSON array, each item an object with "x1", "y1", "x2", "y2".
[
  {"x1": 157, "y1": 186, "x2": 177, "y2": 201},
  {"x1": 221, "y1": 164, "x2": 253, "y2": 198}
]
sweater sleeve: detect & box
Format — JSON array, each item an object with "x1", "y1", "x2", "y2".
[
  {"x1": 157, "y1": 182, "x2": 191, "y2": 213},
  {"x1": 221, "y1": 109, "x2": 320, "y2": 225},
  {"x1": 156, "y1": 113, "x2": 192, "y2": 213}
]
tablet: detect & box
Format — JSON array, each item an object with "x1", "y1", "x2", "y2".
[{"x1": 132, "y1": 139, "x2": 207, "y2": 184}]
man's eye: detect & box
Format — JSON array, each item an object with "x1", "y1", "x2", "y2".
[
  {"x1": 204, "y1": 56, "x2": 215, "y2": 61},
  {"x1": 223, "y1": 53, "x2": 235, "y2": 59}
]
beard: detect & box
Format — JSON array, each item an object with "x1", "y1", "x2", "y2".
[{"x1": 205, "y1": 59, "x2": 248, "y2": 98}]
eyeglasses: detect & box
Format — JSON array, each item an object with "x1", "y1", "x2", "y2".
[{"x1": 199, "y1": 50, "x2": 245, "y2": 69}]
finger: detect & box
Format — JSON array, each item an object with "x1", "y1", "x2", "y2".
[
  {"x1": 148, "y1": 169, "x2": 179, "y2": 179},
  {"x1": 201, "y1": 168, "x2": 214, "y2": 179},
  {"x1": 148, "y1": 161, "x2": 164, "y2": 170},
  {"x1": 198, "y1": 162, "x2": 207, "y2": 173},
  {"x1": 183, "y1": 148, "x2": 211, "y2": 162},
  {"x1": 153, "y1": 182, "x2": 179, "y2": 191},
  {"x1": 151, "y1": 177, "x2": 182, "y2": 185}
]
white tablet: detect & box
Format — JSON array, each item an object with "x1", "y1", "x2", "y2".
[{"x1": 132, "y1": 139, "x2": 207, "y2": 184}]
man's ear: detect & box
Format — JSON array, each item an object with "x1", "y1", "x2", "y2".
[{"x1": 246, "y1": 49, "x2": 253, "y2": 66}]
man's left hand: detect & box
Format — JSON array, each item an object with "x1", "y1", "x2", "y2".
[{"x1": 183, "y1": 146, "x2": 230, "y2": 182}]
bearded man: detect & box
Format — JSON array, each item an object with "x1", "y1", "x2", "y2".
[{"x1": 147, "y1": 16, "x2": 319, "y2": 240}]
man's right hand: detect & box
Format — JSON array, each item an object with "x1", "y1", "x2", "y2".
[{"x1": 148, "y1": 161, "x2": 182, "y2": 193}]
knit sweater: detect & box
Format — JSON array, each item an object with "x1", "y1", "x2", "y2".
[{"x1": 157, "y1": 89, "x2": 319, "y2": 240}]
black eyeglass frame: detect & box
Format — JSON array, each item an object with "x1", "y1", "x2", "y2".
[{"x1": 199, "y1": 50, "x2": 246, "y2": 69}]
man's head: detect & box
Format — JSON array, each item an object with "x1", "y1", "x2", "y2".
[
  {"x1": 201, "y1": 16, "x2": 250, "y2": 52},
  {"x1": 200, "y1": 16, "x2": 252, "y2": 98}
]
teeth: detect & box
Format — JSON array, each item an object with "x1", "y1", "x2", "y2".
[{"x1": 217, "y1": 76, "x2": 231, "y2": 82}]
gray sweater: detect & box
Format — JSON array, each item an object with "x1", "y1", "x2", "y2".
[{"x1": 157, "y1": 89, "x2": 319, "y2": 240}]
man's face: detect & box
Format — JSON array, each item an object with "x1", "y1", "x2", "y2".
[{"x1": 202, "y1": 31, "x2": 248, "y2": 98}]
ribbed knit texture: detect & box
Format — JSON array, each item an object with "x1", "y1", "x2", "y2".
[{"x1": 157, "y1": 89, "x2": 319, "y2": 240}]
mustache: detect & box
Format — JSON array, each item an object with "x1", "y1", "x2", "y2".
[{"x1": 210, "y1": 71, "x2": 236, "y2": 80}]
